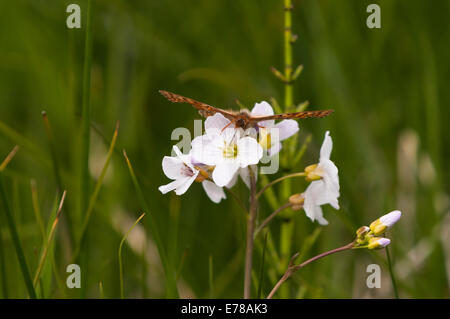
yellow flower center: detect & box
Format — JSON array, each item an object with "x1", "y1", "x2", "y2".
[
  {"x1": 259, "y1": 129, "x2": 272, "y2": 150},
  {"x1": 223, "y1": 142, "x2": 238, "y2": 159}
]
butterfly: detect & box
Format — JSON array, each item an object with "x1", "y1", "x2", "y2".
[{"x1": 159, "y1": 90, "x2": 333, "y2": 130}]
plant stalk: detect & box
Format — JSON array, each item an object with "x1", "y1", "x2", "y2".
[
  {"x1": 267, "y1": 242, "x2": 354, "y2": 299},
  {"x1": 244, "y1": 167, "x2": 258, "y2": 298},
  {"x1": 254, "y1": 202, "x2": 292, "y2": 238}
]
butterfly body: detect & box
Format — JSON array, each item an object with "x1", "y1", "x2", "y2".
[{"x1": 159, "y1": 90, "x2": 333, "y2": 129}]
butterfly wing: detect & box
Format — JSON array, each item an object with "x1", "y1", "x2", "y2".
[
  {"x1": 249, "y1": 109, "x2": 334, "y2": 123},
  {"x1": 159, "y1": 90, "x2": 237, "y2": 120}
]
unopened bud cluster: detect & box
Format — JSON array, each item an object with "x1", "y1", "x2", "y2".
[{"x1": 353, "y1": 210, "x2": 401, "y2": 250}]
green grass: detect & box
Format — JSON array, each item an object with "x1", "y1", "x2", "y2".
[{"x1": 0, "y1": 0, "x2": 449, "y2": 298}]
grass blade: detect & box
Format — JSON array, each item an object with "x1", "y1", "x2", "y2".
[
  {"x1": 123, "y1": 151, "x2": 179, "y2": 298},
  {"x1": 33, "y1": 190, "x2": 66, "y2": 287},
  {"x1": 0, "y1": 145, "x2": 19, "y2": 171},
  {"x1": 0, "y1": 147, "x2": 36, "y2": 299},
  {"x1": 119, "y1": 212, "x2": 145, "y2": 299},
  {"x1": 79, "y1": 0, "x2": 93, "y2": 223}
]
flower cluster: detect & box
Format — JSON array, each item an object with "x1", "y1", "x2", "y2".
[
  {"x1": 353, "y1": 210, "x2": 402, "y2": 249},
  {"x1": 159, "y1": 100, "x2": 341, "y2": 225}
]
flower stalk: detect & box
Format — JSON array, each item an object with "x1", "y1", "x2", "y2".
[
  {"x1": 256, "y1": 172, "x2": 306, "y2": 199},
  {"x1": 244, "y1": 166, "x2": 258, "y2": 298},
  {"x1": 254, "y1": 202, "x2": 292, "y2": 238},
  {"x1": 267, "y1": 242, "x2": 355, "y2": 299}
]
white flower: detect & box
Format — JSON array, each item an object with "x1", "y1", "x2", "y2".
[
  {"x1": 303, "y1": 131, "x2": 340, "y2": 225},
  {"x1": 159, "y1": 146, "x2": 227, "y2": 203},
  {"x1": 251, "y1": 101, "x2": 299, "y2": 155},
  {"x1": 203, "y1": 114, "x2": 259, "y2": 188},
  {"x1": 191, "y1": 118, "x2": 263, "y2": 187},
  {"x1": 158, "y1": 146, "x2": 199, "y2": 195}
]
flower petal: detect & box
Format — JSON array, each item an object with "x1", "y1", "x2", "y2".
[
  {"x1": 159, "y1": 177, "x2": 189, "y2": 194},
  {"x1": 236, "y1": 137, "x2": 263, "y2": 167},
  {"x1": 202, "y1": 180, "x2": 226, "y2": 203},
  {"x1": 303, "y1": 187, "x2": 329, "y2": 225},
  {"x1": 191, "y1": 134, "x2": 222, "y2": 166},
  {"x1": 251, "y1": 101, "x2": 275, "y2": 128},
  {"x1": 226, "y1": 170, "x2": 239, "y2": 188},
  {"x1": 380, "y1": 210, "x2": 402, "y2": 228},
  {"x1": 212, "y1": 162, "x2": 240, "y2": 187},
  {"x1": 268, "y1": 142, "x2": 282, "y2": 156},
  {"x1": 161, "y1": 156, "x2": 184, "y2": 180},
  {"x1": 319, "y1": 131, "x2": 333, "y2": 160},
  {"x1": 319, "y1": 159, "x2": 340, "y2": 199},
  {"x1": 222, "y1": 127, "x2": 240, "y2": 145},
  {"x1": 274, "y1": 120, "x2": 299, "y2": 141},
  {"x1": 172, "y1": 145, "x2": 195, "y2": 170},
  {"x1": 205, "y1": 113, "x2": 233, "y2": 138},
  {"x1": 206, "y1": 113, "x2": 232, "y2": 130},
  {"x1": 251, "y1": 101, "x2": 274, "y2": 116},
  {"x1": 174, "y1": 173, "x2": 199, "y2": 195},
  {"x1": 309, "y1": 179, "x2": 340, "y2": 210}
]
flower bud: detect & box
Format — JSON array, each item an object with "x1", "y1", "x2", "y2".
[
  {"x1": 289, "y1": 193, "x2": 304, "y2": 211},
  {"x1": 356, "y1": 226, "x2": 370, "y2": 238},
  {"x1": 305, "y1": 164, "x2": 322, "y2": 182},
  {"x1": 370, "y1": 210, "x2": 402, "y2": 236},
  {"x1": 368, "y1": 237, "x2": 391, "y2": 250}
]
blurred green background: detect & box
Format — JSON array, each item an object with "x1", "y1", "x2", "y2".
[{"x1": 0, "y1": 0, "x2": 449, "y2": 298}]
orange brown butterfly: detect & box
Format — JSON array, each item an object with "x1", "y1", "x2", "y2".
[{"x1": 159, "y1": 90, "x2": 333, "y2": 130}]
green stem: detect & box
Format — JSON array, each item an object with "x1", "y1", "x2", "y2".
[
  {"x1": 284, "y1": 0, "x2": 294, "y2": 111},
  {"x1": 279, "y1": 0, "x2": 297, "y2": 298},
  {"x1": 385, "y1": 244, "x2": 399, "y2": 298}
]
